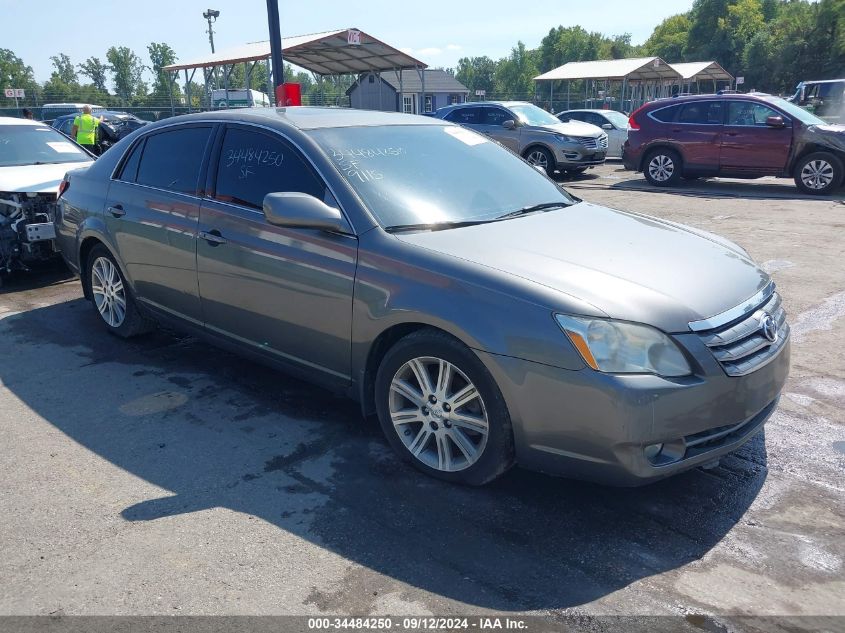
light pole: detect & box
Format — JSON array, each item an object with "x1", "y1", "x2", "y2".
[
  {"x1": 203, "y1": 9, "x2": 220, "y2": 54},
  {"x1": 266, "y1": 0, "x2": 284, "y2": 97}
]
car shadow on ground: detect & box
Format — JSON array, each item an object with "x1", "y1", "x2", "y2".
[
  {"x1": 0, "y1": 261, "x2": 74, "y2": 294},
  {"x1": 0, "y1": 296, "x2": 770, "y2": 611},
  {"x1": 593, "y1": 170, "x2": 845, "y2": 202}
]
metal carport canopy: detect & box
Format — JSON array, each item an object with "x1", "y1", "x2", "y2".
[
  {"x1": 669, "y1": 61, "x2": 733, "y2": 82},
  {"x1": 534, "y1": 57, "x2": 681, "y2": 82},
  {"x1": 162, "y1": 28, "x2": 428, "y2": 75}
]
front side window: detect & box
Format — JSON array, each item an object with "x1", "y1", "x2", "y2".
[
  {"x1": 726, "y1": 101, "x2": 782, "y2": 126},
  {"x1": 677, "y1": 101, "x2": 723, "y2": 125},
  {"x1": 481, "y1": 107, "x2": 511, "y2": 126},
  {"x1": 214, "y1": 126, "x2": 326, "y2": 210},
  {"x1": 135, "y1": 126, "x2": 212, "y2": 194}
]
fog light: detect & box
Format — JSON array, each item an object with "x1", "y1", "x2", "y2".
[{"x1": 644, "y1": 443, "x2": 664, "y2": 461}]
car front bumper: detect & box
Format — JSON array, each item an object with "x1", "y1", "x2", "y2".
[
  {"x1": 475, "y1": 333, "x2": 790, "y2": 486},
  {"x1": 553, "y1": 144, "x2": 607, "y2": 167}
]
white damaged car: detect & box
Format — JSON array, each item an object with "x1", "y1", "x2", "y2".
[{"x1": 0, "y1": 117, "x2": 93, "y2": 282}]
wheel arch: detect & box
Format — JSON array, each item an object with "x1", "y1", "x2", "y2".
[
  {"x1": 358, "y1": 322, "x2": 473, "y2": 419},
  {"x1": 521, "y1": 143, "x2": 555, "y2": 160},
  {"x1": 639, "y1": 142, "x2": 686, "y2": 172},
  {"x1": 789, "y1": 144, "x2": 845, "y2": 173},
  {"x1": 77, "y1": 235, "x2": 130, "y2": 302}
]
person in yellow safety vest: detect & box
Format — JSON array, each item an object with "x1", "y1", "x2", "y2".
[{"x1": 71, "y1": 105, "x2": 104, "y2": 155}]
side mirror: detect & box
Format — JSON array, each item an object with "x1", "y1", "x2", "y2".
[
  {"x1": 765, "y1": 115, "x2": 786, "y2": 128},
  {"x1": 502, "y1": 119, "x2": 516, "y2": 130},
  {"x1": 601, "y1": 123, "x2": 613, "y2": 130},
  {"x1": 263, "y1": 192, "x2": 351, "y2": 234}
]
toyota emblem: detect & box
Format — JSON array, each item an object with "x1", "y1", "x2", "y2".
[{"x1": 760, "y1": 313, "x2": 778, "y2": 343}]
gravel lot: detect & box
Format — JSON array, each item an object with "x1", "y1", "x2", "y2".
[{"x1": 1, "y1": 165, "x2": 843, "y2": 630}]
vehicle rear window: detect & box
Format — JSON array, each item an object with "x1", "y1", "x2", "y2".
[
  {"x1": 650, "y1": 104, "x2": 682, "y2": 123},
  {"x1": 135, "y1": 126, "x2": 212, "y2": 194},
  {"x1": 118, "y1": 139, "x2": 144, "y2": 182},
  {"x1": 677, "y1": 102, "x2": 723, "y2": 124},
  {"x1": 444, "y1": 108, "x2": 479, "y2": 124},
  {"x1": 214, "y1": 126, "x2": 326, "y2": 210}
]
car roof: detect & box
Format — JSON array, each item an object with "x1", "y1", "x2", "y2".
[
  {"x1": 559, "y1": 109, "x2": 618, "y2": 114},
  {"x1": 141, "y1": 106, "x2": 447, "y2": 131},
  {"x1": 0, "y1": 117, "x2": 50, "y2": 127},
  {"x1": 643, "y1": 93, "x2": 778, "y2": 108}
]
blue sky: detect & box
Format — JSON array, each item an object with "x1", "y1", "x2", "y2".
[{"x1": 2, "y1": 0, "x2": 695, "y2": 85}]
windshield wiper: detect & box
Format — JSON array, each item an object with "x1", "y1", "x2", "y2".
[
  {"x1": 495, "y1": 201, "x2": 571, "y2": 220},
  {"x1": 385, "y1": 218, "x2": 496, "y2": 233}
]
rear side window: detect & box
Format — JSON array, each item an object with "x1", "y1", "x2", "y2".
[
  {"x1": 118, "y1": 139, "x2": 144, "y2": 182},
  {"x1": 677, "y1": 102, "x2": 723, "y2": 125},
  {"x1": 214, "y1": 126, "x2": 326, "y2": 210},
  {"x1": 650, "y1": 104, "x2": 682, "y2": 123},
  {"x1": 135, "y1": 126, "x2": 212, "y2": 194},
  {"x1": 444, "y1": 108, "x2": 479, "y2": 124}
]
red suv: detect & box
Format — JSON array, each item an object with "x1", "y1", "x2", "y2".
[{"x1": 622, "y1": 93, "x2": 845, "y2": 195}]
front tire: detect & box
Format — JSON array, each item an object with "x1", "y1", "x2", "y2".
[
  {"x1": 793, "y1": 152, "x2": 843, "y2": 195},
  {"x1": 86, "y1": 245, "x2": 155, "y2": 338},
  {"x1": 374, "y1": 329, "x2": 514, "y2": 485},
  {"x1": 644, "y1": 148, "x2": 682, "y2": 187},
  {"x1": 523, "y1": 146, "x2": 556, "y2": 177}
]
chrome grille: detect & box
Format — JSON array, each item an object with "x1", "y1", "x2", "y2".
[
  {"x1": 576, "y1": 134, "x2": 608, "y2": 151},
  {"x1": 693, "y1": 288, "x2": 789, "y2": 377}
]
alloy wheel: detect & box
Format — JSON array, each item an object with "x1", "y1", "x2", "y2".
[
  {"x1": 648, "y1": 154, "x2": 674, "y2": 182},
  {"x1": 526, "y1": 150, "x2": 549, "y2": 170},
  {"x1": 91, "y1": 256, "x2": 126, "y2": 328},
  {"x1": 800, "y1": 159, "x2": 834, "y2": 190},
  {"x1": 389, "y1": 356, "x2": 489, "y2": 472}
]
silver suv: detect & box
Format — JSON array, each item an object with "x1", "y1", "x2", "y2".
[{"x1": 432, "y1": 101, "x2": 608, "y2": 176}]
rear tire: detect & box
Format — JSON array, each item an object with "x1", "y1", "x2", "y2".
[
  {"x1": 793, "y1": 152, "x2": 843, "y2": 195},
  {"x1": 374, "y1": 329, "x2": 514, "y2": 485},
  {"x1": 643, "y1": 148, "x2": 682, "y2": 187},
  {"x1": 85, "y1": 245, "x2": 155, "y2": 338},
  {"x1": 523, "y1": 146, "x2": 556, "y2": 177}
]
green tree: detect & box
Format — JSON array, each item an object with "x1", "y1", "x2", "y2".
[
  {"x1": 106, "y1": 46, "x2": 147, "y2": 103},
  {"x1": 644, "y1": 14, "x2": 691, "y2": 60},
  {"x1": 78, "y1": 57, "x2": 109, "y2": 92},
  {"x1": 455, "y1": 56, "x2": 497, "y2": 96},
  {"x1": 147, "y1": 42, "x2": 178, "y2": 99},
  {"x1": 494, "y1": 41, "x2": 538, "y2": 99},
  {"x1": 0, "y1": 49, "x2": 38, "y2": 96},
  {"x1": 49, "y1": 53, "x2": 77, "y2": 85}
]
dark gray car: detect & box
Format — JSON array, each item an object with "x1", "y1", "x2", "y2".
[
  {"x1": 54, "y1": 107, "x2": 790, "y2": 486},
  {"x1": 432, "y1": 101, "x2": 608, "y2": 176}
]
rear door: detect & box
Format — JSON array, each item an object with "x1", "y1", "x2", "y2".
[
  {"x1": 720, "y1": 101, "x2": 792, "y2": 174},
  {"x1": 668, "y1": 101, "x2": 724, "y2": 172},
  {"x1": 196, "y1": 123, "x2": 358, "y2": 383},
  {"x1": 105, "y1": 124, "x2": 214, "y2": 323}
]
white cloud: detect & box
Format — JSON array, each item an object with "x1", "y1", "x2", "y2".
[{"x1": 416, "y1": 47, "x2": 443, "y2": 57}]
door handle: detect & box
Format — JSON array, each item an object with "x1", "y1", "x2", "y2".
[
  {"x1": 199, "y1": 229, "x2": 227, "y2": 246},
  {"x1": 107, "y1": 204, "x2": 125, "y2": 218}
]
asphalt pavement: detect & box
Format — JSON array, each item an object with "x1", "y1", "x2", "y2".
[{"x1": 1, "y1": 166, "x2": 843, "y2": 630}]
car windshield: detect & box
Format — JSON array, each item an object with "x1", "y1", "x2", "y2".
[
  {"x1": 308, "y1": 124, "x2": 576, "y2": 230},
  {"x1": 0, "y1": 124, "x2": 91, "y2": 167},
  {"x1": 761, "y1": 95, "x2": 826, "y2": 126},
  {"x1": 602, "y1": 111, "x2": 630, "y2": 128},
  {"x1": 508, "y1": 104, "x2": 562, "y2": 127}
]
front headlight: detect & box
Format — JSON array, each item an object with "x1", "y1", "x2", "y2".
[
  {"x1": 555, "y1": 134, "x2": 577, "y2": 143},
  {"x1": 555, "y1": 315, "x2": 692, "y2": 377}
]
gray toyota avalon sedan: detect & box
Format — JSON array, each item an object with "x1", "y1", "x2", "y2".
[{"x1": 54, "y1": 107, "x2": 790, "y2": 486}]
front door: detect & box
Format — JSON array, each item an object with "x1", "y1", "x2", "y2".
[
  {"x1": 720, "y1": 101, "x2": 793, "y2": 174},
  {"x1": 477, "y1": 107, "x2": 521, "y2": 152},
  {"x1": 104, "y1": 124, "x2": 214, "y2": 323},
  {"x1": 196, "y1": 124, "x2": 358, "y2": 383}
]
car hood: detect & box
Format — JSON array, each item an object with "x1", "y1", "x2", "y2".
[
  {"x1": 525, "y1": 120, "x2": 604, "y2": 138},
  {"x1": 396, "y1": 202, "x2": 770, "y2": 332},
  {"x1": 0, "y1": 162, "x2": 91, "y2": 193}
]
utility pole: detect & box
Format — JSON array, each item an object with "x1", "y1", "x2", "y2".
[
  {"x1": 266, "y1": 0, "x2": 284, "y2": 94},
  {"x1": 203, "y1": 9, "x2": 220, "y2": 53}
]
